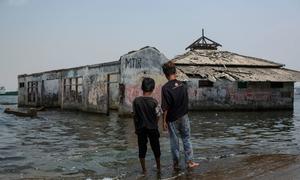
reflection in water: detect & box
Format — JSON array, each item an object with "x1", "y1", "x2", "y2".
[{"x1": 0, "y1": 95, "x2": 300, "y2": 178}]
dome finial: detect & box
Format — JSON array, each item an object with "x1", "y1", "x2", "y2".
[{"x1": 186, "y1": 29, "x2": 222, "y2": 50}]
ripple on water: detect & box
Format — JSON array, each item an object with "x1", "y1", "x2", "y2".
[{"x1": 1, "y1": 96, "x2": 300, "y2": 178}]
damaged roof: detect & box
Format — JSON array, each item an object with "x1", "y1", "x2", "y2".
[
  {"x1": 177, "y1": 66, "x2": 300, "y2": 82},
  {"x1": 173, "y1": 50, "x2": 284, "y2": 68},
  {"x1": 173, "y1": 50, "x2": 300, "y2": 82}
]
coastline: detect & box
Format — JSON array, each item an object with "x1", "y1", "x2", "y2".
[{"x1": 1, "y1": 154, "x2": 300, "y2": 179}]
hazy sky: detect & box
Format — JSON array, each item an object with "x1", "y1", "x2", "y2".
[{"x1": 1, "y1": 0, "x2": 300, "y2": 90}]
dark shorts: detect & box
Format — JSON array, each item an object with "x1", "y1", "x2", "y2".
[{"x1": 137, "y1": 128, "x2": 161, "y2": 158}]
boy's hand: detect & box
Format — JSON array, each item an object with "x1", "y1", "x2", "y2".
[
  {"x1": 162, "y1": 111, "x2": 168, "y2": 132},
  {"x1": 162, "y1": 121, "x2": 168, "y2": 132}
]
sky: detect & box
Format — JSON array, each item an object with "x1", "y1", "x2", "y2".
[{"x1": 0, "y1": 0, "x2": 300, "y2": 90}]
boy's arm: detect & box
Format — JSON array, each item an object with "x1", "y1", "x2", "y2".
[
  {"x1": 155, "y1": 104, "x2": 162, "y2": 123},
  {"x1": 132, "y1": 100, "x2": 138, "y2": 131},
  {"x1": 161, "y1": 87, "x2": 169, "y2": 131},
  {"x1": 162, "y1": 110, "x2": 168, "y2": 131}
]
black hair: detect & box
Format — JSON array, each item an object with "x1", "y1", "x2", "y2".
[
  {"x1": 162, "y1": 61, "x2": 176, "y2": 77},
  {"x1": 141, "y1": 77, "x2": 155, "y2": 92}
]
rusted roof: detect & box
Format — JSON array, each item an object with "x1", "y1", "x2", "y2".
[
  {"x1": 176, "y1": 66, "x2": 300, "y2": 82},
  {"x1": 173, "y1": 50, "x2": 284, "y2": 68}
]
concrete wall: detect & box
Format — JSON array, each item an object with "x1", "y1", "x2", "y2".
[
  {"x1": 18, "y1": 72, "x2": 61, "y2": 107},
  {"x1": 187, "y1": 79, "x2": 294, "y2": 110},
  {"x1": 85, "y1": 65, "x2": 119, "y2": 113},
  {"x1": 119, "y1": 47, "x2": 169, "y2": 115},
  {"x1": 41, "y1": 72, "x2": 62, "y2": 107},
  {"x1": 61, "y1": 67, "x2": 86, "y2": 111},
  {"x1": 18, "y1": 62, "x2": 120, "y2": 114},
  {"x1": 108, "y1": 73, "x2": 120, "y2": 109}
]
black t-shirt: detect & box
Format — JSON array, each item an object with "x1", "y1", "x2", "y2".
[
  {"x1": 133, "y1": 96, "x2": 159, "y2": 133},
  {"x1": 161, "y1": 79, "x2": 188, "y2": 122}
]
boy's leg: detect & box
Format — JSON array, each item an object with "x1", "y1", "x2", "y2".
[
  {"x1": 137, "y1": 129, "x2": 148, "y2": 174},
  {"x1": 139, "y1": 158, "x2": 146, "y2": 175},
  {"x1": 178, "y1": 115, "x2": 199, "y2": 168},
  {"x1": 148, "y1": 129, "x2": 161, "y2": 172},
  {"x1": 168, "y1": 121, "x2": 180, "y2": 169}
]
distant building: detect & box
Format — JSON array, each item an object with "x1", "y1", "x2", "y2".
[
  {"x1": 0, "y1": 86, "x2": 5, "y2": 94},
  {"x1": 18, "y1": 31, "x2": 300, "y2": 114}
]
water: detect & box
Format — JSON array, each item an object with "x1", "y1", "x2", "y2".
[
  {"x1": 1, "y1": 95, "x2": 300, "y2": 179},
  {"x1": 0, "y1": 95, "x2": 17, "y2": 105}
]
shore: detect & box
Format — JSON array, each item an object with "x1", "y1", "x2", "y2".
[
  {"x1": 128, "y1": 154, "x2": 300, "y2": 180},
  {"x1": 188, "y1": 154, "x2": 300, "y2": 180},
  {"x1": 1, "y1": 154, "x2": 300, "y2": 179}
]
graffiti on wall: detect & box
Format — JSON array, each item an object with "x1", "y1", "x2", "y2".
[
  {"x1": 46, "y1": 74, "x2": 59, "y2": 80},
  {"x1": 125, "y1": 58, "x2": 142, "y2": 69},
  {"x1": 188, "y1": 86, "x2": 229, "y2": 102},
  {"x1": 88, "y1": 82, "x2": 106, "y2": 106},
  {"x1": 87, "y1": 75, "x2": 107, "y2": 113},
  {"x1": 187, "y1": 81, "x2": 293, "y2": 109}
]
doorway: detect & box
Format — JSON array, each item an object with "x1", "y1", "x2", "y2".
[{"x1": 107, "y1": 73, "x2": 120, "y2": 113}]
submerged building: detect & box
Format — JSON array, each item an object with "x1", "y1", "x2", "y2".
[
  {"x1": 18, "y1": 32, "x2": 300, "y2": 114},
  {"x1": 18, "y1": 47, "x2": 168, "y2": 115}
]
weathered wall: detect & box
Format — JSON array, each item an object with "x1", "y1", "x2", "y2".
[
  {"x1": 18, "y1": 73, "x2": 56, "y2": 106},
  {"x1": 41, "y1": 72, "x2": 62, "y2": 107},
  {"x1": 18, "y1": 46, "x2": 296, "y2": 114},
  {"x1": 61, "y1": 67, "x2": 86, "y2": 110},
  {"x1": 108, "y1": 73, "x2": 120, "y2": 109},
  {"x1": 119, "y1": 47, "x2": 169, "y2": 115},
  {"x1": 18, "y1": 62, "x2": 120, "y2": 114},
  {"x1": 85, "y1": 64, "x2": 119, "y2": 113},
  {"x1": 18, "y1": 71, "x2": 62, "y2": 107},
  {"x1": 188, "y1": 79, "x2": 294, "y2": 110}
]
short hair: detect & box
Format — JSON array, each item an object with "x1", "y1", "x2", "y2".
[
  {"x1": 162, "y1": 61, "x2": 176, "y2": 77},
  {"x1": 141, "y1": 77, "x2": 155, "y2": 92}
]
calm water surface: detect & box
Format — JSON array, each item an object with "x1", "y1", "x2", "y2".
[{"x1": 1, "y1": 95, "x2": 300, "y2": 179}]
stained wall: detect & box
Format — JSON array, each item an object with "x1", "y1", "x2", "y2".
[
  {"x1": 119, "y1": 47, "x2": 169, "y2": 115},
  {"x1": 188, "y1": 79, "x2": 294, "y2": 110},
  {"x1": 18, "y1": 62, "x2": 120, "y2": 114}
]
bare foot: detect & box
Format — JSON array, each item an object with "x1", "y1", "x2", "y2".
[
  {"x1": 141, "y1": 170, "x2": 147, "y2": 176},
  {"x1": 187, "y1": 161, "x2": 199, "y2": 168},
  {"x1": 157, "y1": 168, "x2": 161, "y2": 174},
  {"x1": 173, "y1": 161, "x2": 180, "y2": 171}
]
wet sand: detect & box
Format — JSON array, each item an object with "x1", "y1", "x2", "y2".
[
  {"x1": 187, "y1": 154, "x2": 300, "y2": 180},
  {"x1": 121, "y1": 154, "x2": 300, "y2": 180},
  {"x1": 1, "y1": 154, "x2": 300, "y2": 179}
]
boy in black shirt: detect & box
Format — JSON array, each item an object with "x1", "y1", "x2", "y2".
[
  {"x1": 161, "y1": 61, "x2": 199, "y2": 170},
  {"x1": 132, "y1": 77, "x2": 162, "y2": 175}
]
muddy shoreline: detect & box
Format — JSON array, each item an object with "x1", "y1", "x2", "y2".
[{"x1": 1, "y1": 154, "x2": 300, "y2": 179}]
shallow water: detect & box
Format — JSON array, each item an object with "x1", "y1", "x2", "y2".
[
  {"x1": 0, "y1": 95, "x2": 17, "y2": 105},
  {"x1": 1, "y1": 95, "x2": 300, "y2": 179}
]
